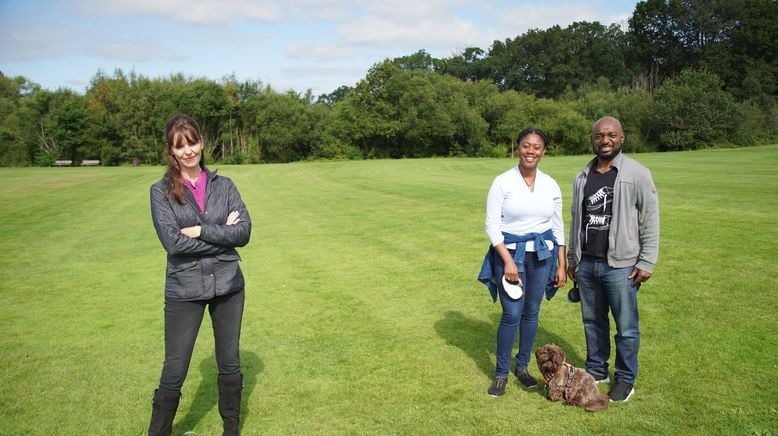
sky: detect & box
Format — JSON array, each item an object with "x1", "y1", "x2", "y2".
[{"x1": 0, "y1": 0, "x2": 639, "y2": 97}]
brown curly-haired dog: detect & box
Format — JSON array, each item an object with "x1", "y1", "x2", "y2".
[{"x1": 535, "y1": 343, "x2": 608, "y2": 412}]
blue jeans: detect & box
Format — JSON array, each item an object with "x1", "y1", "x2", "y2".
[
  {"x1": 494, "y1": 251, "x2": 554, "y2": 376},
  {"x1": 158, "y1": 288, "x2": 244, "y2": 392},
  {"x1": 577, "y1": 260, "x2": 640, "y2": 384}
]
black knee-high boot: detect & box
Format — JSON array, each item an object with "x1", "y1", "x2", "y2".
[
  {"x1": 218, "y1": 373, "x2": 243, "y2": 436},
  {"x1": 148, "y1": 387, "x2": 180, "y2": 436}
]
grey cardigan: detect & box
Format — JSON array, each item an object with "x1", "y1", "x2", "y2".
[
  {"x1": 150, "y1": 170, "x2": 251, "y2": 301},
  {"x1": 567, "y1": 153, "x2": 659, "y2": 273}
]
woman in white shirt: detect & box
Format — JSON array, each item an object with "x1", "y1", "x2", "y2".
[{"x1": 478, "y1": 128, "x2": 567, "y2": 397}]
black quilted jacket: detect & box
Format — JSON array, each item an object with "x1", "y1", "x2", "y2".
[{"x1": 150, "y1": 170, "x2": 251, "y2": 301}]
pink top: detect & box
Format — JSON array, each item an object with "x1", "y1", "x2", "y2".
[{"x1": 183, "y1": 170, "x2": 207, "y2": 213}]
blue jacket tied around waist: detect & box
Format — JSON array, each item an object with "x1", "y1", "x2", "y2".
[{"x1": 477, "y1": 230, "x2": 559, "y2": 303}]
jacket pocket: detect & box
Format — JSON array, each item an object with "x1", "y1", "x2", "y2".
[
  {"x1": 214, "y1": 253, "x2": 243, "y2": 295},
  {"x1": 215, "y1": 253, "x2": 241, "y2": 262},
  {"x1": 165, "y1": 258, "x2": 203, "y2": 300}
]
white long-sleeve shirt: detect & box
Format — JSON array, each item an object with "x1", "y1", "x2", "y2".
[{"x1": 485, "y1": 166, "x2": 565, "y2": 251}]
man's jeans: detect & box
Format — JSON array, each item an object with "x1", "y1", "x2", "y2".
[
  {"x1": 158, "y1": 289, "x2": 244, "y2": 392},
  {"x1": 494, "y1": 251, "x2": 554, "y2": 376},
  {"x1": 577, "y1": 259, "x2": 640, "y2": 384}
]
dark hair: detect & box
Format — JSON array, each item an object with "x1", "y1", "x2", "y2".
[
  {"x1": 164, "y1": 113, "x2": 205, "y2": 205},
  {"x1": 516, "y1": 128, "x2": 549, "y2": 148}
]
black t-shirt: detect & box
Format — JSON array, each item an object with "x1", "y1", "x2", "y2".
[{"x1": 581, "y1": 167, "x2": 618, "y2": 260}]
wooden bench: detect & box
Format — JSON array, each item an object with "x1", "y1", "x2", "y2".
[
  {"x1": 53, "y1": 160, "x2": 72, "y2": 166},
  {"x1": 81, "y1": 160, "x2": 100, "y2": 166}
]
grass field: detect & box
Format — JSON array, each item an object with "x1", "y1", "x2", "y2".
[{"x1": 1, "y1": 146, "x2": 777, "y2": 435}]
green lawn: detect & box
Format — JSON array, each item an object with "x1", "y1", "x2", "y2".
[{"x1": 1, "y1": 146, "x2": 777, "y2": 435}]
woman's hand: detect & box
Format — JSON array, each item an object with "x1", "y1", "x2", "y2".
[
  {"x1": 181, "y1": 226, "x2": 201, "y2": 238},
  {"x1": 495, "y1": 243, "x2": 521, "y2": 285},
  {"x1": 503, "y1": 260, "x2": 521, "y2": 285},
  {"x1": 226, "y1": 211, "x2": 240, "y2": 225},
  {"x1": 180, "y1": 211, "x2": 239, "y2": 239},
  {"x1": 554, "y1": 266, "x2": 567, "y2": 287}
]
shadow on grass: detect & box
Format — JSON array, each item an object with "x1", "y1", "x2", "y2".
[
  {"x1": 174, "y1": 350, "x2": 263, "y2": 434},
  {"x1": 435, "y1": 311, "x2": 495, "y2": 379},
  {"x1": 434, "y1": 309, "x2": 586, "y2": 397}
]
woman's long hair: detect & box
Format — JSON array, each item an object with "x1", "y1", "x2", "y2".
[{"x1": 164, "y1": 114, "x2": 206, "y2": 205}]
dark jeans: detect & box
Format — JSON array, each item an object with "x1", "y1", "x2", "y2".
[
  {"x1": 577, "y1": 259, "x2": 640, "y2": 384},
  {"x1": 158, "y1": 289, "x2": 245, "y2": 392},
  {"x1": 494, "y1": 251, "x2": 554, "y2": 376}
]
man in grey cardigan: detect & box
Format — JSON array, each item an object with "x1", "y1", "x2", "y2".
[{"x1": 567, "y1": 116, "x2": 660, "y2": 402}]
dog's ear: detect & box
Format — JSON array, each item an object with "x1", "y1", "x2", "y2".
[
  {"x1": 552, "y1": 346, "x2": 564, "y2": 367},
  {"x1": 535, "y1": 346, "x2": 544, "y2": 361}
]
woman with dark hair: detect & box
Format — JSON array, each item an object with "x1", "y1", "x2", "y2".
[
  {"x1": 478, "y1": 128, "x2": 567, "y2": 397},
  {"x1": 148, "y1": 113, "x2": 251, "y2": 435}
]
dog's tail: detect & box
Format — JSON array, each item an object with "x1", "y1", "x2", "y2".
[{"x1": 584, "y1": 394, "x2": 609, "y2": 412}]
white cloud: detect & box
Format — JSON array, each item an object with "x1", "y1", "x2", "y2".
[
  {"x1": 76, "y1": 0, "x2": 283, "y2": 24},
  {"x1": 88, "y1": 41, "x2": 188, "y2": 63},
  {"x1": 281, "y1": 65, "x2": 367, "y2": 78},
  {"x1": 273, "y1": 65, "x2": 367, "y2": 95},
  {"x1": 0, "y1": 19, "x2": 82, "y2": 61},
  {"x1": 278, "y1": 0, "x2": 354, "y2": 21},
  {"x1": 358, "y1": 0, "x2": 472, "y2": 22},
  {"x1": 498, "y1": 2, "x2": 631, "y2": 36},
  {"x1": 337, "y1": 15, "x2": 481, "y2": 49},
  {"x1": 286, "y1": 43, "x2": 354, "y2": 61},
  {"x1": 70, "y1": 0, "x2": 362, "y2": 24}
]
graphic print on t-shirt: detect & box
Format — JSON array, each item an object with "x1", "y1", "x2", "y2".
[{"x1": 584, "y1": 186, "x2": 613, "y2": 243}]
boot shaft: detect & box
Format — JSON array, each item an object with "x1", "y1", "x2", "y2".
[
  {"x1": 218, "y1": 373, "x2": 243, "y2": 436},
  {"x1": 148, "y1": 388, "x2": 180, "y2": 436}
]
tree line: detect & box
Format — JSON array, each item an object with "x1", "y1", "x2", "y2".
[{"x1": 0, "y1": 0, "x2": 775, "y2": 166}]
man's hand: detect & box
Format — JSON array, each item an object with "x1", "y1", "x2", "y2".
[{"x1": 629, "y1": 267, "x2": 652, "y2": 285}]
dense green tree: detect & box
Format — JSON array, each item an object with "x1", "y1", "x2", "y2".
[
  {"x1": 85, "y1": 71, "x2": 130, "y2": 165},
  {"x1": 334, "y1": 61, "x2": 402, "y2": 157},
  {"x1": 627, "y1": 0, "x2": 777, "y2": 97},
  {"x1": 480, "y1": 90, "x2": 535, "y2": 148},
  {"x1": 0, "y1": 74, "x2": 30, "y2": 165},
  {"x1": 177, "y1": 79, "x2": 231, "y2": 159},
  {"x1": 723, "y1": 0, "x2": 778, "y2": 103},
  {"x1": 651, "y1": 69, "x2": 737, "y2": 150},
  {"x1": 317, "y1": 85, "x2": 353, "y2": 107},
  {"x1": 628, "y1": 0, "x2": 691, "y2": 88},
  {"x1": 220, "y1": 76, "x2": 264, "y2": 163},
  {"x1": 564, "y1": 79, "x2": 655, "y2": 151},
  {"x1": 253, "y1": 90, "x2": 321, "y2": 163},
  {"x1": 329, "y1": 61, "x2": 491, "y2": 158},
  {"x1": 392, "y1": 49, "x2": 435, "y2": 71},
  {"x1": 433, "y1": 47, "x2": 490, "y2": 82},
  {"x1": 486, "y1": 22, "x2": 631, "y2": 98},
  {"x1": 46, "y1": 90, "x2": 93, "y2": 162}
]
